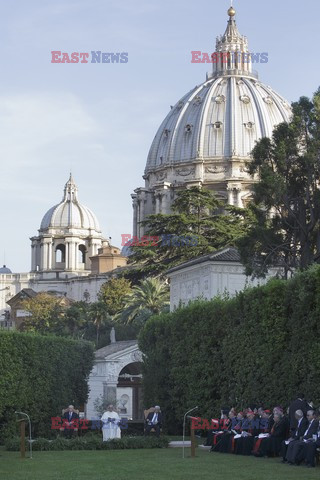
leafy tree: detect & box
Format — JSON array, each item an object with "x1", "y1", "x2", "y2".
[
  {"x1": 119, "y1": 278, "x2": 170, "y2": 324},
  {"x1": 22, "y1": 293, "x2": 65, "y2": 334},
  {"x1": 127, "y1": 187, "x2": 252, "y2": 278},
  {"x1": 238, "y1": 88, "x2": 320, "y2": 278},
  {"x1": 21, "y1": 292, "x2": 139, "y2": 346},
  {"x1": 98, "y1": 277, "x2": 132, "y2": 315}
]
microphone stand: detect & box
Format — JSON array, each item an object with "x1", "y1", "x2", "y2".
[
  {"x1": 15, "y1": 411, "x2": 32, "y2": 459},
  {"x1": 182, "y1": 406, "x2": 198, "y2": 458}
]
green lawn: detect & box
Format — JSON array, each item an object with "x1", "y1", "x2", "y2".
[{"x1": 1, "y1": 448, "x2": 319, "y2": 480}]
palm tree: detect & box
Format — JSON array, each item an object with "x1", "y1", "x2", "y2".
[
  {"x1": 65, "y1": 301, "x2": 89, "y2": 338},
  {"x1": 120, "y1": 278, "x2": 169, "y2": 324},
  {"x1": 88, "y1": 302, "x2": 110, "y2": 346}
]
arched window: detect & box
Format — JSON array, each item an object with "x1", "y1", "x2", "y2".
[
  {"x1": 55, "y1": 244, "x2": 65, "y2": 263},
  {"x1": 78, "y1": 245, "x2": 86, "y2": 264}
]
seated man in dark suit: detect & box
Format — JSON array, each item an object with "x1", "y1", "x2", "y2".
[
  {"x1": 145, "y1": 406, "x2": 162, "y2": 437},
  {"x1": 61, "y1": 405, "x2": 79, "y2": 438},
  {"x1": 286, "y1": 410, "x2": 319, "y2": 465},
  {"x1": 295, "y1": 422, "x2": 320, "y2": 468},
  {"x1": 281, "y1": 409, "x2": 308, "y2": 462}
]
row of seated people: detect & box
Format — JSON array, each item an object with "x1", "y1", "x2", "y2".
[
  {"x1": 58, "y1": 404, "x2": 163, "y2": 438},
  {"x1": 207, "y1": 403, "x2": 320, "y2": 468}
]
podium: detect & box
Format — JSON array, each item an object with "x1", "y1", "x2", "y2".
[{"x1": 182, "y1": 414, "x2": 198, "y2": 458}]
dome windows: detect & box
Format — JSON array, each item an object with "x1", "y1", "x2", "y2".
[
  {"x1": 78, "y1": 245, "x2": 86, "y2": 264},
  {"x1": 240, "y1": 94, "x2": 251, "y2": 104},
  {"x1": 55, "y1": 244, "x2": 66, "y2": 264},
  {"x1": 244, "y1": 121, "x2": 255, "y2": 129},
  {"x1": 163, "y1": 129, "x2": 170, "y2": 138},
  {"x1": 193, "y1": 95, "x2": 202, "y2": 105},
  {"x1": 263, "y1": 96, "x2": 274, "y2": 105},
  {"x1": 214, "y1": 95, "x2": 226, "y2": 104},
  {"x1": 213, "y1": 121, "x2": 223, "y2": 129},
  {"x1": 185, "y1": 124, "x2": 193, "y2": 133}
]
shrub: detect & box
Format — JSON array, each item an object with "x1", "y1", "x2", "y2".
[
  {"x1": 0, "y1": 331, "x2": 94, "y2": 443},
  {"x1": 139, "y1": 265, "x2": 320, "y2": 433},
  {"x1": 5, "y1": 435, "x2": 169, "y2": 451}
]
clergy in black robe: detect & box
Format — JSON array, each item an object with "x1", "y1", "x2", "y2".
[
  {"x1": 213, "y1": 411, "x2": 239, "y2": 453},
  {"x1": 254, "y1": 412, "x2": 288, "y2": 457},
  {"x1": 235, "y1": 412, "x2": 260, "y2": 456},
  {"x1": 209, "y1": 416, "x2": 230, "y2": 450},
  {"x1": 252, "y1": 410, "x2": 272, "y2": 454}
]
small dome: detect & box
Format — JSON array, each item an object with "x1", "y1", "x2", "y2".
[
  {"x1": 0, "y1": 265, "x2": 12, "y2": 273},
  {"x1": 40, "y1": 175, "x2": 101, "y2": 233}
]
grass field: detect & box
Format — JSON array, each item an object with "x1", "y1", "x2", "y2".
[{"x1": 1, "y1": 447, "x2": 320, "y2": 480}]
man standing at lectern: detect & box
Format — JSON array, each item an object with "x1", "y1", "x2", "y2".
[{"x1": 145, "y1": 406, "x2": 162, "y2": 437}]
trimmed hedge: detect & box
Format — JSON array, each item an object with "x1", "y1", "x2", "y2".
[
  {"x1": 5, "y1": 435, "x2": 169, "y2": 451},
  {"x1": 0, "y1": 331, "x2": 94, "y2": 443},
  {"x1": 139, "y1": 265, "x2": 320, "y2": 433}
]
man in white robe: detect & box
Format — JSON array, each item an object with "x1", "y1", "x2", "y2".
[{"x1": 101, "y1": 404, "x2": 121, "y2": 441}]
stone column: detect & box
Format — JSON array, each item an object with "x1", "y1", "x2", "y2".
[
  {"x1": 73, "y1": 242, "x2": 78, "y2": 270},
  {"x1": 235, "y1": 186, "x2": 242, "y2": 207},
  {"x1": 31, "y1": 244, "x2": 36, "y2": 272},
  {"x1": 132, "y1": 195, "x2": 138, "y2": 237},
  {"x1": 155, "y1": 194, "x2": 161, "y2": 214},
  {"x1": 195, "y1": 162, "x2": 204, "y2": 182},
  {"x1": 227, "y1": 186, "x2": 234, "y2": 206},
  {"x1": 161, "y1": 188, "x2": 171, "y2": 214},
  {"x1": 136, "y1": 202, "x2": 141, "y2": 237},
  {"x1": 41, "y1": 242, "x2": 48, "y2": 270},
  {"x1": 65, "y1": 242, "x2": 69, "y2": 269},
  {"x1": 69, "y1": 240, "x2": 75, "y2": 270},
  {"x1": 139, "y1": 192, "x2": 146, "y2": 237},
  {"x1": 47, "y1": 241, "x2": 52, "y2": 270}
]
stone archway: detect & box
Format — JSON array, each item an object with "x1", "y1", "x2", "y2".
[
  {"x1": 117, "y1": 362, "x2": 143, "y2": 420},
  {"x1": 86, "y1": 342, "x2": 144, "y2": 421}
]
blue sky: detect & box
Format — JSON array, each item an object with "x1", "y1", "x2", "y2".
[{"x1": 1, "y1": 0, "x2": 319, "y2": 272}]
